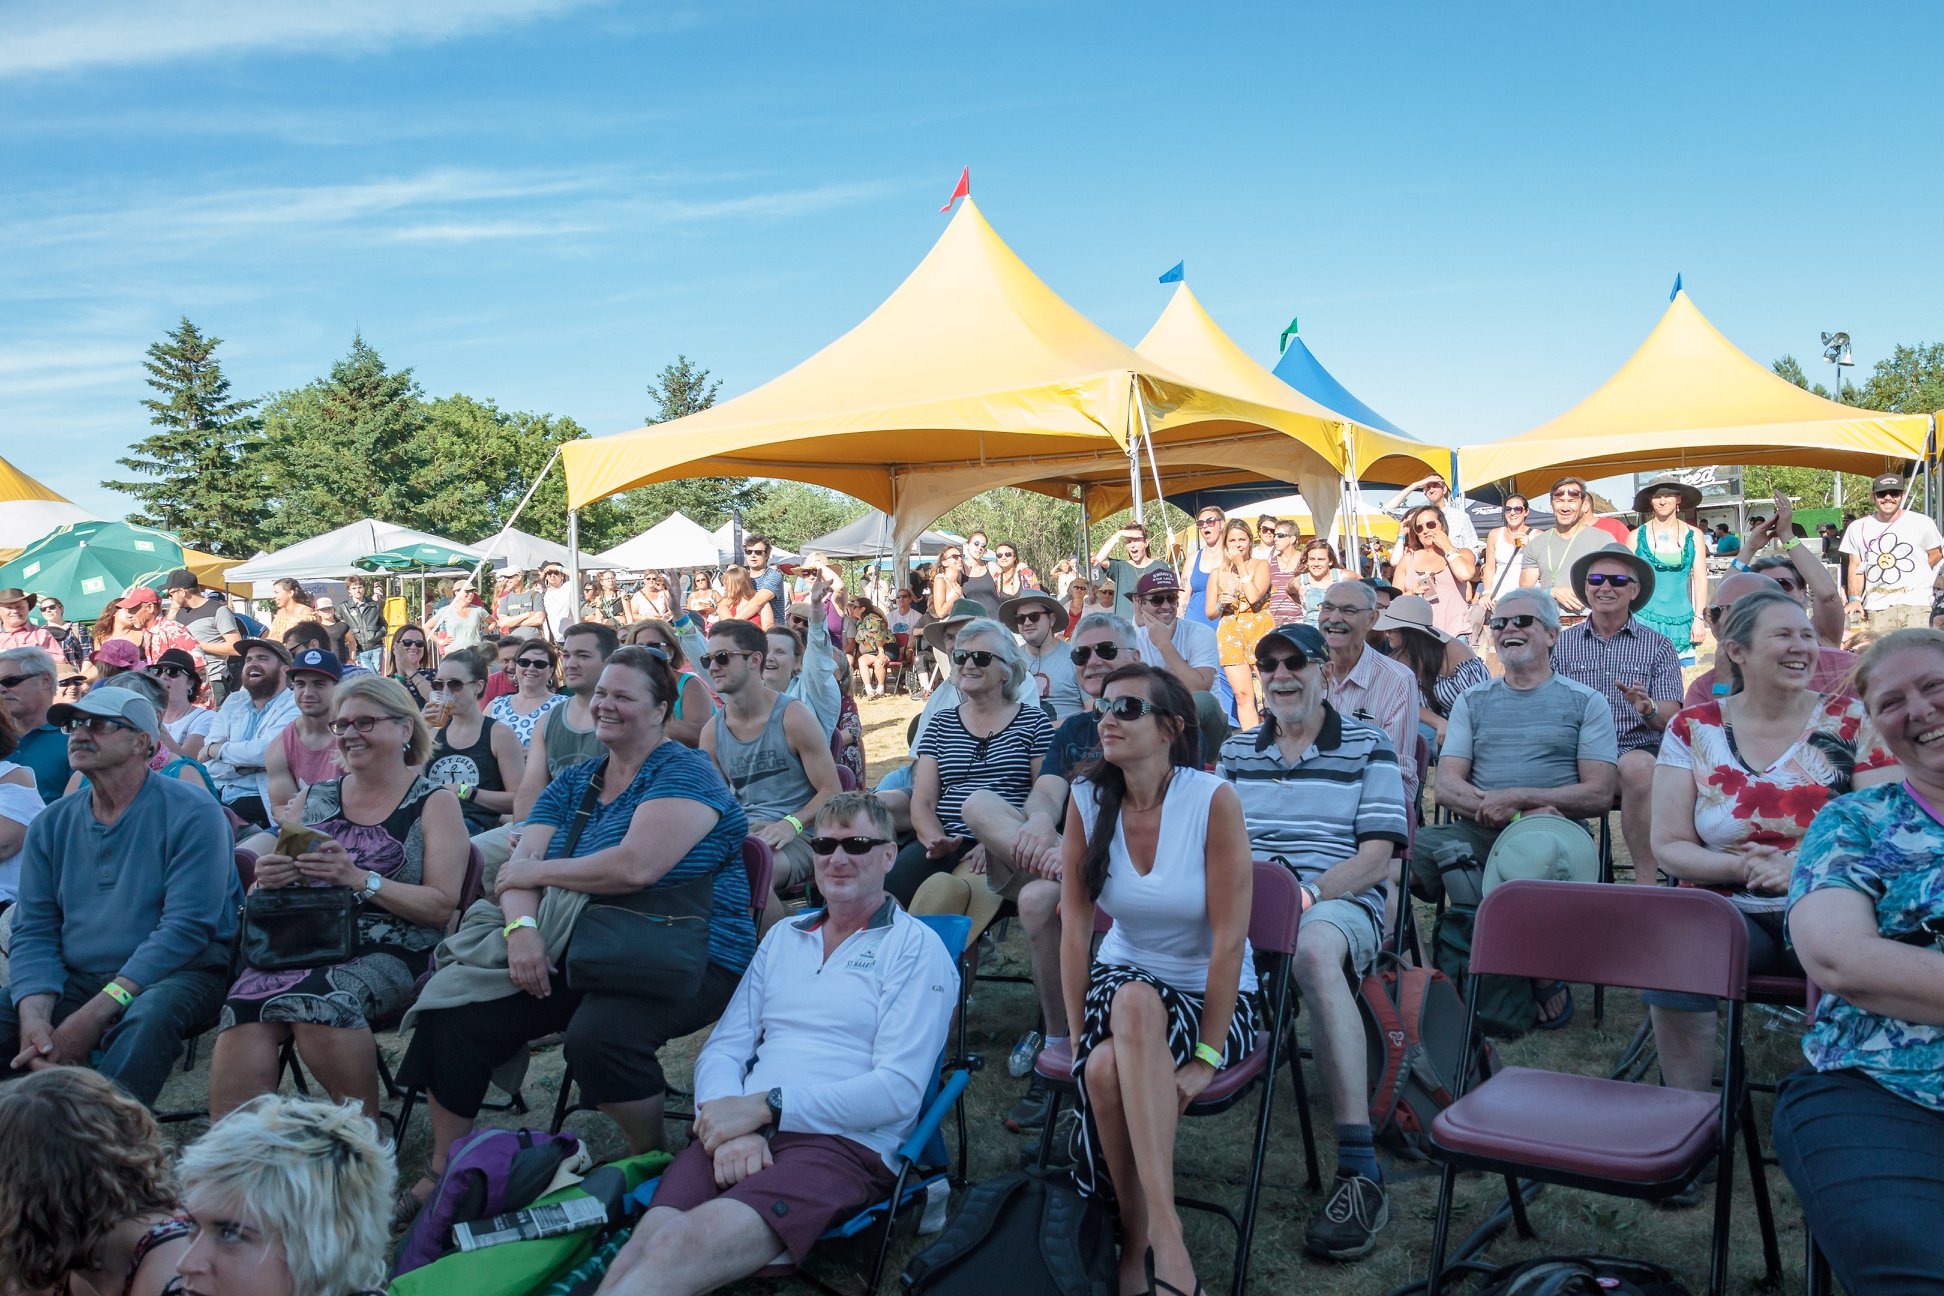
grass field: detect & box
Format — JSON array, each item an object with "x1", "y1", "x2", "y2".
[{"x1": 151, "y1": 687, "x2": 1811, "y2": 1295}]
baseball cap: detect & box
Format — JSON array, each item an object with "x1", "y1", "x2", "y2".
[
  {"x1": 287, "y1": 647, "x2": 343, "y2": 681},
  {"x1": 116, "y1": 587, "x2": 161, "y2": 610},
  {"x1": 163, "y1": 569, "x2": 199, "y2": 590},
  {"x1": 48, "y1": 685, "x2": 160, "y2": 740},
  {"x1": 1133, "y1": 569, "x2": 1180, "y2": 597},
  {"x1": 1872, "y1": 473, "x2": 1907, "y2": 494},
  {"x1": 1254, "y1": 623, "x2": 1327, "y2": 665},
  {"x1": 315, "y1": 596, "x2": 335, "y2": 610}
]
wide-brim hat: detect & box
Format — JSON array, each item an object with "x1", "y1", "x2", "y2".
[
  {"x1": 1482, "y1": 815, "x2": 1599, "y2": 894},
  {"x1": 1371, "y1": 594, "x2": 1448, "y2": 642},
  {"x1": 1569, "y1": 542, "x2": 1656, "y2": 611},
  {"x1": 923, "y1": 597, "x2": 994, "y2": 649},
  {"x1": 999, "y1": 591, "x2": 1069, "y2": 636},
  {"x1": 1632, "y1": 477, "x2": 1703, "y2": 516},
  {"x1": 0, "y1": 587, "x2": 30, "y2": 606}
]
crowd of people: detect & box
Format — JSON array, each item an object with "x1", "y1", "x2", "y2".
[{"x1": 2, "y1": 477, "x2": 1943, "y2": 1295}]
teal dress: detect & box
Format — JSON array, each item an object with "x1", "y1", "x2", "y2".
[{"x1": 1635, "y1": 527, "x2": 1698, "y2": 652}]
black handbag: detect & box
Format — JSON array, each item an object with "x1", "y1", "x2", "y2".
[
  {"x1": 559, "y1": 759, "x2": 718, "y2": 999},
  {"x1": 240, "y1": 884, "x2": 360, "y2": 971}
]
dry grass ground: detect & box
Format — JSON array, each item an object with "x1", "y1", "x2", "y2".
[{"x1": 151, "y1": 684, "x2": 1809, "y2": 1295}]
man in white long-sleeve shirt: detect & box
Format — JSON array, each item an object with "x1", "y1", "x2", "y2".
[
  {"x1": 596, "y1": 792, "x2": 958, "y2": 1296},
  {"x1": 199, "y1": 638, "x2": 298, "y2": 828}
]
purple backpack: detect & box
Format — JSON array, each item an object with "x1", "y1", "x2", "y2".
[{"x1": 392, "y1": 1127, "x2": 582, "y2": 1276}]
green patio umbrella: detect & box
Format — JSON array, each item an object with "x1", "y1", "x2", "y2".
[
  {"x1": 0, "y1": 520, "x2": 188, "y2": 619},
  {"x1": 354, "y1": 542, "x2": 489, "y2": 573}
]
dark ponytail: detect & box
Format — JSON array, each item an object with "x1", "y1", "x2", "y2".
[{"x1": 1076, "y1": 664, "x2": 1200, "y2": 900}]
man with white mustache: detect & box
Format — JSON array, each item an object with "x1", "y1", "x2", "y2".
[
  {"x1": 1217, "y1": 623, "x2": 1408, "y2": 1261},
  {"x1": 1316, "y1": 581, "x2": 1420, "y2": 804}
]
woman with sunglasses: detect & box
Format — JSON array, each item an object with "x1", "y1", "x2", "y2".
[
  {"x1": 992, "y1": 540, "x2": 1039, "y2": 597},
  {"x1": 930, "y1": 547, "x2": 967, "y2": 624},
  {"x1": 1208, "y1": 519, "x2": 1274, "y2": 731},
  {"x1": 486, "y1": 637, "x2": 565, "y2": 750},
  {"x1": 684, "y1": 571, "x2": 719, "y2": 626},
  {"x1": 893, "y1": 618, "x2": 1050, "y2": 905},
  {"x1": 594, "y1": 570, "x2": 628, "y2": 625},
  {"x1": 632, "y1": 572, "x2": 674, "y2": 622},
  {"x1": 579, "y1": 576, "x2": 612, "y2": 626},
  {"x1": 423, "y1": 647, "x2": 524, "y2": 835},
  {"x1": 1629, "y1": 477, "x2": 1710, "y2": 657},
  {"x1": 1480, "y1": 493, "x2": 1533, "y2": 628},
  {"x1": 208, "y1": 675, "x2": 465, "y2": 1123},
  {"x1": 1180, "y1": 507, "x2": 1228, "y2": 638},
  {"x1": 151, "y1": 647, "x2": 214, "y2": 762},
  {"x1": 1397, "y1": 504, "x2": 1477, "y2": 640},
  {"x1": 386, "y1": 623, "x2": 437, "y2": 708},
  {"x1": 1059, "y1": 663, "x2": 1257, "y2": 1296},
  {"x1": 623, "y1": 620, "x2": 717, "y2": 748}
]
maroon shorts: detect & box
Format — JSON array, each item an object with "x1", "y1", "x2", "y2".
[{"x1": 649, "y1": 1131, "x2": 899, "y2": 1265}]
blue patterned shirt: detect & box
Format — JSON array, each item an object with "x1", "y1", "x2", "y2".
[
  {"x1": 1790, "y1": 782, "x2": 1944, "y2": 1112},
  {"x1": 530, "y1": 739, "x2": 754, "y2": 973}
]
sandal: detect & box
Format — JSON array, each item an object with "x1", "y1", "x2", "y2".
[
  {"x1": 391, "y1": 1176, "x2": 435, "y2": 1233},
  {"x1": 1143, "y1": 1246, "x2": 1204, "y2": 1296},
  {"x1": 1533, "y1": 980, "x2": 1575, "y2": 1031}
]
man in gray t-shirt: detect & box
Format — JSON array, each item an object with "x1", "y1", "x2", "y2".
[
  {"x1": 1518, "y1": 477, "x2": 1610, "y2": 619},
  {"x1": 164, "y1": 570, "x2": 241, "y2": 702}
]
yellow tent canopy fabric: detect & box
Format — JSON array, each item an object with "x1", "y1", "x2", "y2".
[
  {"x1": 561, "y1": 200, "x2": 1360, "y2": 531},
  {"x1": 1458, "y1": 290, "x2": 1935, "y2": 494}
]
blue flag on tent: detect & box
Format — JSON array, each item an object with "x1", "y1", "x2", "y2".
[
  {"x1": 1158, "y1": 260, "x2": 1184, "y2": 284},
  {"x1": 1670, "y1": 272, "x2": 1682, "y2": 301}
]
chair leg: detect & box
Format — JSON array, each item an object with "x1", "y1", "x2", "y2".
[
  {"x1": 1228, "y1": 1053, "x2": 1282, "y2": 1296},
  {"x1": 1033, "y1": 1090, "x2": 1065, "y2": 1171},
  {"x1": 1424, "y1": 1163, "x2": 1460, "y2": 1296},
  {"x1": 1807, "y1": 1233, "x2": 1831, "y2": 1296},
  {"x1": 1739, "y1": 1094, "x2": 1783, "y2": 1286},
  {"x1": 1286, "y1": 1047, "x2": 1322, "y2": 1192},
  {"x1": 867, "y1": 1161, "x2": 914, "y2": 1295},
  {"x1": 1504, "y1": 1176, "x2": 1535, "y2": 1239},
  {"x1": 1707, "y1": 1136, "x2": 1738, "y2": 1296},
  {"x1": 393, "y1": 1086, "x2": 419, "y2": 1149},
  {"x1": 550, "y1": 1064, "x2": 577, "y2": 1135}
]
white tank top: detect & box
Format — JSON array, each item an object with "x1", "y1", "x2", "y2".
[{"x1": 1074, "y1": 768, "x2": 1258, "y2": 995}]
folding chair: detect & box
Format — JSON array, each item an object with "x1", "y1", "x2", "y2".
[
  {"x1": 550, "y1": 836, "x2": 775, "y2": 1135},
  {"x1": 836, "y1": 764, "x2": 859, "y2": 792},
  {"x1": 1032, "y1": 861, "x2": 1319, "y2": 1296},
  {"x1": 623, "y1": 913, "x2": 977, "y2": 1296},
  {"x1": 1422, "y1": 880, "x2": 1782, "y2": 1296}
]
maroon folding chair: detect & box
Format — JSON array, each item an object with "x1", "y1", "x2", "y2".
[
  {"x1": 1423, "y1": 881, "x2": 1781, "y2": 1296},
  {"x1": 836, "y1": 764, "x2": 859, "y2": 792},
  {"x1": 1032, "y1": 861, "x2": 1320, "y2": 1296}
]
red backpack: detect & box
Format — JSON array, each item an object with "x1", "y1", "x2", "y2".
[{"x1": 1358, "y1": 955, "x2": 1498, "y2": 1160}]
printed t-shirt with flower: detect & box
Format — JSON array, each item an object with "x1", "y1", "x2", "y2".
[
  {"x1": 1657, "y1": 693, "x2": 1893, "y2": 913},
  {"x1": 1790, "y1": 782, "x2": 1944, "y2": 1113}
]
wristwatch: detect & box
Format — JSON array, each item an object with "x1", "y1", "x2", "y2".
[
  {"x1": 359, "y1": 871, "x2": 384, "y2": 901},
  {"x1": 766, "y1": 1086, "x2": 783, "y2": 1129},
  {"x1": 1300, "y1": 881, "x2": 1322, "y2": 909}
]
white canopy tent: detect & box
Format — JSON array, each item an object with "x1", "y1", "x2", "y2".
[
  {"x1": 471, "y1": 525, "x2": 570, "y2": 571},
  {"x1": 593, "y1": 512, "x2": 724, "y2": 571},
  {"x1": 709, "y1": 520, "x2": 796, "y2": 567},
  {"x1": 224, "y1": 519, "x2": 491, "y2": 586},
  {"x1": 795, "y1": 508, "x2": 963, "y2": 561}
]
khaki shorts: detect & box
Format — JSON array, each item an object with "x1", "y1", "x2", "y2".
[{"x1": 1866, "y1": 604, "x2": 1931, "y2": 635}]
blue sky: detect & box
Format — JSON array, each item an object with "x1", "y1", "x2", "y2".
[{"x1": 5, "y1": 0, "x2": 1941, "y2": 520}]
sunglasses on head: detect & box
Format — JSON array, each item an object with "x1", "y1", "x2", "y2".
[
  {"x1": 951, "y1": 649, "x2": 999, "y2": 667},
  {"x1": 1098, "y1": 695, "x2": 1159, "y2": 722},
  {"x1": 328, "y1": 715, "x2": 401, "y2": 736},
  {"x1": 1488, "y1": 614, "x2": 1542, "y2": 630},
  {"x1": 1585, "y1": 573, "x2": 1635, "y2": 587},
  {"x1": 1069, "y1": 642, "x2": 1124, "y2": 665},
  {"x1": 699, "y1": 649, "x2": 755, "y2": 668},
  {"x1": 808, "y1": 835, "x2": 892, "y2": 857}
]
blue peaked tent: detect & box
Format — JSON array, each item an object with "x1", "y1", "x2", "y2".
[{"x1": 1271, "y1": 331, "x2": 1413, "y2": 441}]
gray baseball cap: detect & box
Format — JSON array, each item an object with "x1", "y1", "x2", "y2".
[{"x1": 47, "y1": 685, "x2": 160, "y2": 740}]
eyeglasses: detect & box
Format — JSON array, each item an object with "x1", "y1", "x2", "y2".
[
  {"x1": 996, "y1": 549, "x2": 1016, "y2": 559},
  {"x1": 1415, "y1": 520, "x2": 1443, "y2": 532},
  {"x1": 1015, "y1": 609, "x2": 1047, "y2": 624},
  {"x1": 1551, "y1": 488, "x2": 1584, "y2": 500},
  {"x1": 699, "y1": 649, "x2": 756, "y2": 668},
  {"x1": 0, "y1": 673, "x2": 42, "y2": 689},
  {"x1": 808, "y1": 835, "x2": 892, "y2": 856},
  {"x1": 1274, "y1": 530, "x2": 1296, "y2": 539},
  {"x1": 1317, "y1": 602, "x2": 1369, "y2": 617},
  {"x1": 1585, "y1": 573, "x2": 1635, "y2": 587},
  {"x1": 1069, "y1": 642, "x2": 1124, "y2": 665},
  {"x1": 1488, "y1": 614, "x2": 1542, "y2": 630},
  {"x1": 1098, "y1": 695, "x2": 1160, "y2": 721},
  {"x1": 328, "y1": 715, "x2": 406, "y2": 736},
  {"x1": 397, "y1": 639, "x2": 426, "y2": 650},
  {"x1": 1197, "y1": 517, "x2": 1223, "y2": 528},
  {"x1": 515, "y1": 658, "x2": 552, "y2": 671},
  {"x1": 38, "y1": 602, "x2": 60, "y2": 612},
  {"x1": 745, "y1": 547, "x2": 769, "y2": 556},
  {"x1": 429, "y1": 678, "x2": 474, "y2": 693},
  {"x1": 1139, "y1": 593, "x2": 1175, "y2": 607},
  {"x1": 56, "y1": 677, "x2": 86, "y2": 690},
  {"x1": 1254, "y1": 652, "x2": 1311, "y2": 675},
  {"x1": 787, "y1": 617, "x2": 810, "y2": 629},
  {"x1": 152, "y1": 663, "x2": 193, "y2": 679},
  {"x1": 1705, "y1": 605, "x2": 1725, "y2": 622},
  {"x1": 1502, "y1": 505, "x2": 1528, "y2": 514},
  {"x1": 63, "y1": 715, "x2": 135, "y2": 735},
  {"x1": 951, "y1": 649, "x2": 999, "y2": 667}
]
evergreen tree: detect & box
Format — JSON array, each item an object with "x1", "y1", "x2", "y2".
[
  {"x1": 104, "y1": 316, "x2": 265, "y2": 555},
  {"x1": 645, "y1": 354, "x2": 721, "y2": 424},
  {"x1": 607, "y1": 355, "x2": 765, "y2": 538}
]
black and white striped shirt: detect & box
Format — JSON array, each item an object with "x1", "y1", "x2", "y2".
[{"x1": 916, "y1": 702, "x2": 1052, "y2": 836}]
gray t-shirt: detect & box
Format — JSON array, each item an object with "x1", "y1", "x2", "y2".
[
  {"x1": 1099, "y1": 556, "x2": 1167, "y2": 621},
  {"x1": 498, "y1": 590, "x2": 542, "y2": 639},
  {"x1": 1442, "y1": 673, "x2": 1617, "y2": 793},
  {"x1": 1520, "y1": 527, "x2": 1611, "y2": 594},
  {"x1": 173, "y1": 597, "x2": 240, "y2": 686}
]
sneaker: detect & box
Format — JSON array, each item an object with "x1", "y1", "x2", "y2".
[
  {"x1": 1007, "y1": 1030, "x2": 1045, "y2": 1078},
  {"x1": 1304, "y1": 1171, "x2": 1389, "y2": 1261},
  {"x1": 1004, "y1": 1079, "x2": 1053, "y2": 1133},
  {"x1": 1659, "y1": 1159, "x2": 1719, "y2": 1210},
  {"x1": 1019, "y1": 1108, "x2": 1083, "y2": 1170}
]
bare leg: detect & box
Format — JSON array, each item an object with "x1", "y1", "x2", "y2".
[
  {"x1": 208, "y1": 1021, "x2": 288, "y2": 1120},
  {"x1": 426, "y1": 1093, "x2": 476, "y2": 1177},
  {"x1": 597, "y1": 1199, "x2": 784, "y2": 1296},
  {"x1": 1104, "y1": 982, "x2": 1197, "y2": 1296},
  {"x1": 959, "y1": 791, "x2": 1027, "y2": 869},
  {"x1": 1224, "y1": 661, "x2": 1259, "y2": 731},
  {"x1": 1648, "y1": 1005, "x2": 1718, "y2": 1092},
  {"x1": 600, "y1": 1095, "x2": 668, "y2": 1154},
  {"x1": 1293, "y1": 923, "x2": 1367, "y2": 1123},
  {"x1": 1082, "y1": 1041, "x2": 1151, "y2": 1295},
  {"x1": 1018, "y1": 879, "x2": 1067, "y2": 1030},
  {"x1": 289, "y1": 1022, "x2": 383, "y2": 1121},
  {"x1": 1617, "y1": 750, "x2": 1657, "y2": 881}
]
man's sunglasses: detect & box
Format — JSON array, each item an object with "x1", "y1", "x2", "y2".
[
  {"x1": 1254, "y1": 651, "x2": 1313, "y2": 675},
  {"x1": 0, "y1": 673, "x2": 42, "y2": 689},
  {"x1": 1197, "y1": 517, "x2": 1223, "y2": 528},
  {"x1": 1098, "y1": 696, "x2": 1159, "y2": 721},
  {"x1": 328, "y1": 715, "x2": 404, "y2": 736},
  {"x1": 1138, "y1": 593, "x2": 1175, "y2": 607},
  {"x1": 1015, "y1": 609, "x2": 1047, "y2": 623},
  {"x1": 64, "y1": 716, "x2": 135, "y2": 736},
  {"x1": 1069, "y1": 642, "x2": 1125, "y2": 665},
  {"x1": 1876, "y1": 490, "x2": 1904, "y2": 499},
  {"x1": 699, "y1": 649, "x2": 756, "y2": 668},
  {"x1": 1488, "y1": 614, "x2": 1542, "y2": 630},
  {"x1": 952, "y1": 649, "x2": 999, "y2": 667},
  {"x1": 808, "y1": 835, "x2": 892, "y2": 857},
  {"x1": 1585, "y1": 573, "x2": 1636, "y2": 587}
]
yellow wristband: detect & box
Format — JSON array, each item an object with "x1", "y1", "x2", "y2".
[
  {"x1": 1192, "y1": 1042, "x2": 1224, "y2": 1070},
  {"x1": 101, "y1": 982, "x2": 133, "y2": 1008},
  {"x1": 502, "y1": 916, "x2": 538, "y2": 939},
  {"x1": 783, "y1": 814, "x2": 805, "y2": 835}
]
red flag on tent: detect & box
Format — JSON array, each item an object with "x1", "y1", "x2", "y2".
[{"x1": 939, "y1": 167, "x2": 970, "y2": 213}]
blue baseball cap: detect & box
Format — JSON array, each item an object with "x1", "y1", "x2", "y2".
[
  {"x1": 1253, "y1": 623, "x2": 1327, "y2": 666},
  {"x1": 287, "y1": 647, "x2": 343, "y2": 681}
]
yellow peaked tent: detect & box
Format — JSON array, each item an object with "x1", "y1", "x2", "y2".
[
  {"x1": 1457, "y1": 289, "x2": 1936, "y2": 495},
  {"x1": 0, "y1": 455, "x2": 95, "y2": 561},
  {"x1": 561, "y1": 200, "x2": 1369, "y2": 551}
]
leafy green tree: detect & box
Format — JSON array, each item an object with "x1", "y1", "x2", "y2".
[
  {"x1": 739, "y1": 481, "x2": 870, "y2": 550},
  {"x1": 104, "y1": 316, "x2": 265, "y2": 555},
  {"x1": 603, "y1": 354, "x2": 765, "y2": 543},
  {"x1": 1856, "y1": 342, "x2": 1944, "y2": 418},
  {"x1": 414, "y1": 395, "x2": 609, "y2": 544}
]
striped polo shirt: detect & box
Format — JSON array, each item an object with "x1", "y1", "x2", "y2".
[
  {"x1": 1550, "y1": 616, "x2": 1683, "y2": 753},
  {"x1": 1216, "y1": 704, "x2": 1409, "y2": 929}
]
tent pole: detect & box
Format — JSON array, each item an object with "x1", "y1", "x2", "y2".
[
  {"x1": 1077, "y1": 488, "x2": 1090, "y2": 587},
  {"x1": 1341, "y1": 422, "x2": 1364, "y2": 577},
  {"x1": 567, "y1": 509, "x2": 581, "y2": 619},
  {"x1": 467, "y1": 447, "x2": 562, "y2": 587}
]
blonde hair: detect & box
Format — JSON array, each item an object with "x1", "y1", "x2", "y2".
[
  {"x1": 333, "y1": 673, "x2": 433, "y2": 766},
  {"x1": 721, "y1": 565, "x2": 756, "y2": 605},
  {"x1": 179, "y1": 1096, "x2": 394, "y2": 1296},
  {"x1": 1854, "y1": 627, "x2": 1944, "y2": 706}
]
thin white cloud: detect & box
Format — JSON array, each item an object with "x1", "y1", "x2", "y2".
[
  {"x1": 0, "y1": 0, "x2": 609, "y2": 79},
  {"x1": 388, "y1": 219, "x2": 601, "y2": 243}
]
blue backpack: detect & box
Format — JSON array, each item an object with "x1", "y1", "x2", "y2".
[{"x1": 392, "y1": 1127, "x2": 583, "y2": 1277}]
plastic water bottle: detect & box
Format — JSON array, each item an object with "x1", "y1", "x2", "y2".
[
  {"x1": 918, "y1": 1179, "x2": 951, "y2": 1234},
  {"x1": 1007, "y1": 1030, "x2": 1044, "y2": 1079}
]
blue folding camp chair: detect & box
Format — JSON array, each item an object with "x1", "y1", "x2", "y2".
[{"x1": 623, "y1": 912, "x2": 975, "y2": 1296}]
